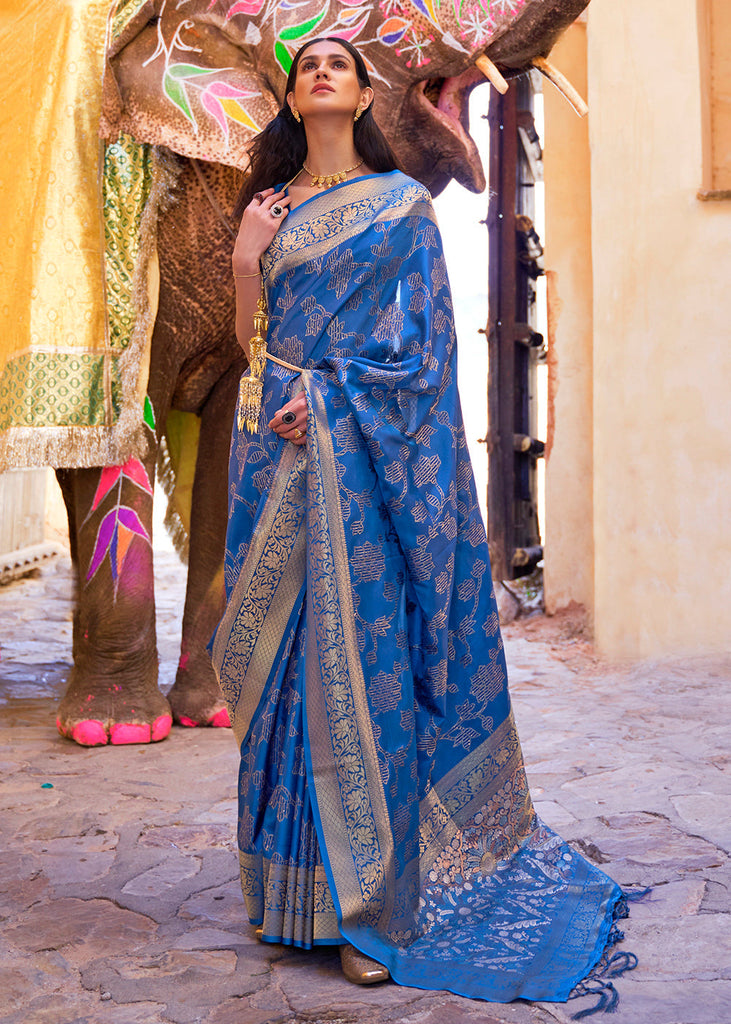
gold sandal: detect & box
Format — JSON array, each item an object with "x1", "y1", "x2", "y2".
[{"x1": 339, "y1": 943, "x2": 390, "y2": 985}]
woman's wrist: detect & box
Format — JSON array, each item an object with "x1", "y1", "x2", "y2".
[
  {"x1": 232, "y1": 254, "x2": 261, "y2": 277},
  {"x1": 233, "y1": 266, "x2": 260, "y2": 280}
]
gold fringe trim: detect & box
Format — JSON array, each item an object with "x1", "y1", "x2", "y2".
[{"x1": 0, "y1": 146, "x2": 182, "y2": 473}]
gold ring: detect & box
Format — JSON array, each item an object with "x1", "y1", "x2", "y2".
[{"x1": 294, "y1": 428, "x2": 303, "y2": 438}]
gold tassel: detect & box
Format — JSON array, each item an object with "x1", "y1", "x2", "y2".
[{"x1": 237, "y1": 284, "x2": 269, "y2": 433}]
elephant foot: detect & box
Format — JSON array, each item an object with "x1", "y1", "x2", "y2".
[
  {"x1": 177, "y1": 707, "x2": 231, "y2": 729},
  {"x1": 167, "y1": 658, "x2": 231, "y2": 730},
  {"x1": 57, "y1": 715, "x2": 173, "y2": 747},
  {"x1": 57, "y1": 674, "x2": 174, "y2": 747}
]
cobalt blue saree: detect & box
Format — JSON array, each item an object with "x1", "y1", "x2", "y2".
[{"x1": 211, "y1": 170, "x2": 629, "y2": 1006}]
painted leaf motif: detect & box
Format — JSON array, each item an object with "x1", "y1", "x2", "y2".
[
  {"x1": 115, "y1": 524, "x2": 136, "y2": 578},
  {"x1": 220, "y1": 98, "x2": 260, "y2": 132},
  {"x1": 206, "y1": 81, "x2": 259, "y2": 100},
  {"x1": 143, "y1": 393, "x2": 155, "y2": 431},
  {"x1": 86, "y1": 508, "x2": 117, "y2": 581},
  {"x1": 117, "y1": 505, "x2": 151, "y2": 543},
  {"x1": 201, "y1": 89, "x2": 229, "y2": 137},
  {"x1": 275, "y1": 40, "x2": 293, "y2": 74},
  {"x1": 109, "y1": 527, "x2": 119, "y2": 583},
  {"x1": 225, "y1": 0, "x2": 266, "y2": 20},
  {"x1": 377, "y1": 17, "x2": 411, "y2": 45},
  {"x1": 91, "y1": 465, "x2": 122, "y2": 512},
  {"x1": 334, "y1": 11, "x2": 370, "y2": 40},
  {"x1": 279, "y1": 3, "x2": 328, "y2": 41},
  {"x1": 167, "y1": 63, "x2": 219, "y2": 80},
  {"x1": 122, "y1": 457, "x2": 153, "y2": 496},
  {"x1": 163, "y1": 73, "x2": 195, "y2": 125},
  {"x1": 201, "y1": 82, "x2": 262, "y2": 137}
]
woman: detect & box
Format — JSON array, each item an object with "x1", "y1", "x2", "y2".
[{"x1": 212, "y1": 36, "x2": 633, "y2": 1012}]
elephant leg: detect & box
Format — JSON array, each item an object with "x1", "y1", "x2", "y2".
[
  {"x1": 166, "y1": 365, "x2": 239, "y2": 728},
  {"x1": 55, "y1": 455, "x2": 172, "y2": 746}
]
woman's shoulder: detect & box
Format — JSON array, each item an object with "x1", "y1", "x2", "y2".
[{"x1": 375, "y1": 170, "x2": 434, "y2": 211}]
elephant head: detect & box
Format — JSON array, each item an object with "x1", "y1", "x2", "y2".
[{"x1": 102, "y1": 0, "x2": 589, "y2": 195}]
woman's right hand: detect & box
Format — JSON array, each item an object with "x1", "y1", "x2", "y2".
[{"x1": 232, "y1": 188, "x2": 290, "y2": 274}]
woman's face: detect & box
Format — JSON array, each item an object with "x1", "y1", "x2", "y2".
[{"x1": 288, "y1": 42, "x2": 372, "y2": 124}]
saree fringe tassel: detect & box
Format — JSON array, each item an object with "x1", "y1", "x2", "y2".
[{"x1": 568, "y1": 890, "x2": 645, "y2": 1018}]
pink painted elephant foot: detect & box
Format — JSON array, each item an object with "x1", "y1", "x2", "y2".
[
  {"x1": 167, "y1": 655, "x2": 231, "y2": 730},
  {"x1": 176, "y1": 706, "x2": 231, "y2": 730},
  {"x1": 168, "y1": 691, "x2": 231, "y2": 730},
  {"x1": 56, "y1": 676, "x2": 174, "y2": 747}
]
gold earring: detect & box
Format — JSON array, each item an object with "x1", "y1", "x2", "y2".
[
  {"x1": 354, "y1": 105, "x2": 363, "y2": 122},
  {"x1": 292, "y1": 107, "x2": 301, "y2": 123}
]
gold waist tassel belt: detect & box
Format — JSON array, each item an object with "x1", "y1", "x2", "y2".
[
  {"x1": 237, "y1": 284, "x2": 304, "y2": 432},
  {"x1": 237, "y1": 287, "x2": 268, "y2": 433}
]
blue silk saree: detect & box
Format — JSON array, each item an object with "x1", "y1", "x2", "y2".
[{"x1": 211, "y1": 170, "x2": 627, "y2": 1006}]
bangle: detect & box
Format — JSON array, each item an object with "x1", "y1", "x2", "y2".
[{"x1": 233, "y1": 270, "x2": 261, "y2": 279}]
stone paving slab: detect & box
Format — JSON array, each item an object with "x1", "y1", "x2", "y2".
[{"x1": 1, "y1": 554, "x2": 730, "y2": 1024}]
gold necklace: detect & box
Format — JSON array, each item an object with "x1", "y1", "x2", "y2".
[{"x1": 302, "y1": 159, "x2": 364, "y2": 188}]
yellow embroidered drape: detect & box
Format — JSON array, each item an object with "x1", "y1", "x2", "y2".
[{"x1": 0, "y1": 0, "x2": 159, "y2": 471}]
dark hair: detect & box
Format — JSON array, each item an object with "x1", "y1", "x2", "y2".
[{"x1": 232, "y1": 37, "x2": 400, "y2": 218}]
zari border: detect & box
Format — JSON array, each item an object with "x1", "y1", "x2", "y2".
[
  {"x1": 303, "y1": 382, "x2": 396, "y2": 934},
  {"x1": 418, "y1": 711, "x2": 531, "y2": 870},
  {"x1": 212, "y1": 442, "x2": 307, "y2": 747},
  {"x1": 263, "y1": 173, "x2": 438, "y2": 286},
  {"x1": 239, "y1": 851, "x2": 342, "y2": 945}
]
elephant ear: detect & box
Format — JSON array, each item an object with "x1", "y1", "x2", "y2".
[{"x1": 100, "y1": 2, "x2": 280, "y2": 169}]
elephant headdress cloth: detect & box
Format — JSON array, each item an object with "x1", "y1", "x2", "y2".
[
  {"x1": 212, "y1": 173, "x2": 635, "y2": 1010},
  {"x1": 0, "y1": 0, "x2": 172, "y2": 473}
]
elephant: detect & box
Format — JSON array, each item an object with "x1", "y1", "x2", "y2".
[{"x1": 53, "y1": 0, "x2": 589, "y2": 746}]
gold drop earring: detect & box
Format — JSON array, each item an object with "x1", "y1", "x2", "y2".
[
  {"x1": 354, "y1": 105, "x2": 363, "y2": 122},
  {"x1": 292, "y1": 107, "x2": 301, "y2": 123}
]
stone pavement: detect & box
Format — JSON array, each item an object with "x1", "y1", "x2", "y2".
[{"x1": 1, "y1": 549, "x2": 730, "y2": 1024}]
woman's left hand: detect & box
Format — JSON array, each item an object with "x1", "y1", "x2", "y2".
[{"x1": 269, "y1": 393, "x2": 308, "y2": 446}]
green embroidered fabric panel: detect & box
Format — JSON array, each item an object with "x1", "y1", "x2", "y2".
[{"x1": 0, "y1": 351, "x2": 120, "y2": 429}]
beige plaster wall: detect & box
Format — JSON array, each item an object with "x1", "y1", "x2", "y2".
[
  {"x1": 587, "y1": 0, "x2": 731, "y2": 656},
  {"x1": 542, "y1": 22, "x2": 594, "y2": 620}
]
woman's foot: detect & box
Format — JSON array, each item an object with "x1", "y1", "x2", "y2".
[{"x1": 339, "y1": 943, "x2": 390, "y2": 985}]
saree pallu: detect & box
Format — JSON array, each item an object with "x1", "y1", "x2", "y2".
[{"x1": 212, "y1": 171, "x2": 624, "y2": 1003}]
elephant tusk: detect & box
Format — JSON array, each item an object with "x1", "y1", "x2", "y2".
[
  {"x1": 475, "y1": 54, "x2": 509, "y2": 95},
  {"x1": 532, "y1": 56, "x2": 588, "y2": 117}
]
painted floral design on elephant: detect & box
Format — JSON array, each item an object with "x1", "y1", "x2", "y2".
[
  {"x1": 379, "y1": 0, "x2": 528, "y2": 65},
  {"x1": 145, "y1": 0, "x2": 263, "y2": 135},
  {"x1": 84, "y1": 457, "x2": 154, "y2": 595},
  {"x1": 151, "y1": 0, "x2": 532, "y2": 134}
]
